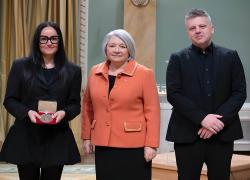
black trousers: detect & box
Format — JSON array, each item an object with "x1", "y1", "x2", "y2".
[
  {"x1": 174, "y1": 139, "x2": 233, "y2": 180},
  {"x1": 95, "y1": 146, "x2": 151, "y2": 180},
  {"x1": 17, "y1": 163, "x2": 64, "y2": 180}
]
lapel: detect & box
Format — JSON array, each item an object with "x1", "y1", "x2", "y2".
[
  {"x1": 212, "y1": 44, "x2": 220, "y2": 92},
  {"x1": 94, "y1": 60, "x2": 109, "y2": 80},
  {"x1": 94, "y1": 60, "x2": 138, "y2": 79}
]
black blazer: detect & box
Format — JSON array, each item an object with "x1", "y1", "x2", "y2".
[
  {"x1": 1, "y1": 57, "x2": 82, "y2": 167},
  {"x1": 166, "y1": 44, "x2": 246, "y2": 143},
  {"x1": 4, "y1": 57, "x2": 82, "y2": 122}
]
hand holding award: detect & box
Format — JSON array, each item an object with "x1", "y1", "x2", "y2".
[{"x1": 36, "y1": 100, "x2": 57, "y2": 124}]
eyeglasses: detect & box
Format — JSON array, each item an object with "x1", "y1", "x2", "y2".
[{"x1": 39, "y1": 36, "x2": 59, "y2": 44}]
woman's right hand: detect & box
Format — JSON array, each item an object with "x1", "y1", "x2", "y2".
[
  {"x1": 83, "y1": 140, "x2": 93, "y2": 155},
  {"x1": 28, "y1": 110, "x2": 40, "y2": 123}
]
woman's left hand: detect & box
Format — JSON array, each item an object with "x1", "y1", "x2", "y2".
[
  {"x1": 144, "y1": 146, "x2": 157, "y2": 162},
  {"x1": 52, "y1": 110, "x2": 66, "y2": 123}
]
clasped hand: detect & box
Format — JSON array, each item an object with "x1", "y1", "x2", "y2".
[{"x1": 198, "y1": 114, "x2": 224, "y2": 139}]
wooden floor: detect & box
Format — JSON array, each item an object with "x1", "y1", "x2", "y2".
[{"x1": 152, "y1": 152, "x2": 250, "y2": 180}]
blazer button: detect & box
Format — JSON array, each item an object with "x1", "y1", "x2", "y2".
[{"x1": 105, "y1": 121, "x2": 110, "y2": 126}]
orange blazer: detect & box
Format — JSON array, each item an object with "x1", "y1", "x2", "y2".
[{"x1": 81, "y1": 60, "x2": 160, "y2": 148}]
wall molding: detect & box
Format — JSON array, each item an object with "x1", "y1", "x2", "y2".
[{"x1": 79, "y1": 0, "x2": 88, "y2": 86}]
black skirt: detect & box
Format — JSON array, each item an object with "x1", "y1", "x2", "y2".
[
  {"x1": 0, "y1": 120, "x2": 80, "y2": 168},
  {"x1": 95, "y1": 146, "x2": 152, "y2": 180}
]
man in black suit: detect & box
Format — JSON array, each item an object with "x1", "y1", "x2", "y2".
[{"x1": 166, "y1": 9, "x2": 246, "y2": 180}]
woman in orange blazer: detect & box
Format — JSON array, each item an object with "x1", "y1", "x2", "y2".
[{"x1": 81, "y1": 29, "x2": 160, "y2": 180}]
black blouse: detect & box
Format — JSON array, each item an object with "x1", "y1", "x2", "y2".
[{"x1": 108, "y1": 75, "x2": 116, "y2": 94}]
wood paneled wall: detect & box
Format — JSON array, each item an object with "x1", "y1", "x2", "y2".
[{"x1": 124, "y1": 0, "x2": 156, "y2": 70}]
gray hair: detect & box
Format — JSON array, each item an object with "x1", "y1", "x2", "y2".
[
  {"x1": 102, "y1": 29, "x2": 136, "y2": 60},
  {"x1": 185, "y1": 8, "x2": 212, "y2": 25}
]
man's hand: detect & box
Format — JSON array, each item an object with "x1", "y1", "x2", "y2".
[
  {"x1": 198, "y1": 127, "x2": 214, "y2": 139},
  {"x1": 201, "y1": 114, "x2": 224, "y2": 134}
]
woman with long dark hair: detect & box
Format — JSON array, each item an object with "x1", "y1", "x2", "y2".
[{"x1": 0, "y1": 21, "x2": 82, "y2": 180}]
